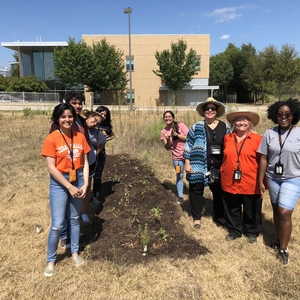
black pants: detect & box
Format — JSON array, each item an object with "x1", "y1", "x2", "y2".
[
  {"x1": 189, "y1": 182, "x2": 204, "y2": 220},
  {"x1": 209, "y1": 181, "x2": 225, "y2": 220},
  {"x1": 223, "y1": 191, "x2": 262, "y2": 237}
]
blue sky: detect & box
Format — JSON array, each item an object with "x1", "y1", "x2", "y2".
[{"x1": 1, "y1": 0, "x2": 299, "y2": 67}]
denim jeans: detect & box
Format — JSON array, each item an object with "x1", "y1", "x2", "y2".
[
  {"x1": 47, "y1": 170, "x2": 83, "y2": 262},
  {"x1": 93, "y1": 150, "x2": 106, "y2": 198},
  {"x1": 172, "y1": 159, "x2": 185, "y2": 198},
  {"x1": 267, "y1": 178, "x2": 300, "y2": 210}
]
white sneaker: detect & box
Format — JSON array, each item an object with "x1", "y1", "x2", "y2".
[
  {"x1": 81, "y1": 214, "x2": 90, "y2": 223},
  {"x1": 72, "y1": 255, "x2": 84, "y2": 267}
]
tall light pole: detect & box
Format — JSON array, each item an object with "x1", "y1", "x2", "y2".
[{"x1": 124, "y1": 7, "x2": 133, "y2": 111}]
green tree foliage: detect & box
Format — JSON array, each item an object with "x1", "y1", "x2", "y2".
[
  {"x1": 224, "y1": 43, "x2": 257, "y2": 102},
  {"x1": 153, "y1": 39, "x2": 200, "y2": 104},
  {"x1": 53, "y1": 37, "x2": 128, "y2": 94},
  {"x1": 10, "y1": 52, "x2": 20, "y2": 78},
  {"x1": 261, "y1": 44, "x2": 300, "y2": 100},
  {"x1": 209, "y1": 53, "x2": 234, "y2": 102},
  {"x1": 5, "y1": 75, "x2": 50, "y2": 92},
  {"x1": 0, "y1": 75, "x2": 7, "y2": 91}
]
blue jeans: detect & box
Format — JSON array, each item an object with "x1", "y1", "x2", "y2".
[
  {"x1": 267, "y1": 178, "x2": 300, "y2": 211},
  {"x1": 47, "y1": 171, "x2": 83, "y2": 262},
  {"x1": 172, "y1": 159, "x2": 185, "y2": 198},
  {"x1": 93, "y1": 150, "x2": 106, "y2": 198}
]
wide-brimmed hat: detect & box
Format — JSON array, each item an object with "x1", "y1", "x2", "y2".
[
  {"x1": 226, "y1": 111, "x2": 260, "y2": 126},
  {"x1": 196, "y1": 97, "x2": 226, "y2": 117}
]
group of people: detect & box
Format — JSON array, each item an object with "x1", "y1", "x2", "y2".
[
  {"x1": 41, "y1": 91, "x2": 114, "y2": 277},
  {"x1": 161, "y1": 97, "x2": 300, "y2": 266}
]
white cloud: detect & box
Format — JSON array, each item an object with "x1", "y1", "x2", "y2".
[
  {"x1": 220, "y1": 35, "x2": 230, "y2": 40},
  {"x1": 208, "y1": 5, "x2": 249, "y2": 23}
]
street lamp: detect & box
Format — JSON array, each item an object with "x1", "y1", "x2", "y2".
[{"x1": 124, "y1": 7, "x2": 133, "y2": 111}]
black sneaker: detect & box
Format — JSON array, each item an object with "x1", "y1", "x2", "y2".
[
  {"x1": 277, "y1": 249, "x2": 289, "y2": 265},
  {"x1": 225, "y1": 234, "x2": 239, "y2": 241},
  {"x1": 269, "y1": 240, "x2": 280, "y2": 249},
  {"x1": 177, "y1": 197, "x2": 184, "y2": 204},
  {"x1": 246, "y1": 234, "x2": 257, "y2": 243}
]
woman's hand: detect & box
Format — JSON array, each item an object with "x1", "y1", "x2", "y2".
[
  {"x1": 184, "y1": 160, "x2": 192, "y2": 174},
  {"x1": 68, "y1": 185, "x2": 84, "y2": 198},
  {"x1": 78, "y1": 184, "x2": 88, "y2": 199}
]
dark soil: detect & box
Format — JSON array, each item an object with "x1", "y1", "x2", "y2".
[{"x1": 80, "y1": 153, "x2": 209, "y2": 265}]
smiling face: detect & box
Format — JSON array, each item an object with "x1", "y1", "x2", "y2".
[
  {"x1": 86, "y1": 114, "x2": 102, "y2": 129},
  {"x1": 234, "y1": 116, "x2": 250, "y2": 135},
  {"x1": 277, "y1": 105, "x2": 293, "y2": 130},
  {"x1": 204, "y1": 104, "x2": 217, "y2": 121},
  {"x1": 69, "y1": 98, "x2": 83, "y2": 115},
  {"x1": 59, "y1": 109, "x2": 74, "y2": 132},
  {"x1": 163, "y1": 112, "x2": 174, "y2": 127}
]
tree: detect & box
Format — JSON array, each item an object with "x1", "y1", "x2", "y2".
[
  {"x1": 261, "y1": 44, "x2": 300, "y2": 100},
  {"x1": 209, "y1": 53, "x2": 234, "y2": 102},
  {"x1": 10, "y1": 52, "x2": 20, "y2": 78},
  {"x1": 5, "y1": 75, "x2": 49, "y2": 92},
  {"x1": 53, "y1": 37, "x2": 128, "y2": 98},
  {"x1": 53, "y1": 38, "x2": 92, "y2": 89},
  {"x1": 153, "y1": 39, "x2": 200, "y2": 105}
]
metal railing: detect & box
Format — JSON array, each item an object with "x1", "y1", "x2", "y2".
[{"x1": 0, "y1": 91, "x2": 60, "y2": 102}]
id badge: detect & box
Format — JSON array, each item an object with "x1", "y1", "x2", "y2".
[
  {"x1": 175, "y1": 165, "x2": 181, "y2": 174},
  {"x1": 274, "y1": 163, "x2": 284, "y2": 175},
  {"x1": 69, "y1": 169, "x2": 77, "y2": 182},
  {"x1": 233, "y1": 169, "x2": 242, "y2": 180},
  {"x1": 210, "y1": 145, "x2": 221, "y2": 155}
]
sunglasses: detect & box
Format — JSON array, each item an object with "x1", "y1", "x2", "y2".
[
  {"x1": 205, "y1": 106, "x2": 217, "y2": 111},
  {"x1": 277, "y1": 113, "x2": 292, "y2": 119}
]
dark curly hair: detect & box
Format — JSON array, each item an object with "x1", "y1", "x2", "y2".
[
  {"x1": 63, "y1": 91, "x2": 85, "y2": 104},
  {"x1": 267, "y1": 98, "x2": 300, "y2": 125}
]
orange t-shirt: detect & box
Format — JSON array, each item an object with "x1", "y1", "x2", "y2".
[
  {"x1": 220, "y1": 132, "x2": 262, "y2": 195},
  {"x1": 41, "y1": 130, "x2": 90, "y2": 173}
]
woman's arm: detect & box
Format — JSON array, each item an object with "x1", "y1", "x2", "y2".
[
  {"x1": 79, "y1": 154, "x2": 89, "y2": 197},
  {"x1": 106, "y1": 130, "x2": 115, "y2": 141},
  {"x1": 258, "y1": 154, "x2": 268, "y2": 194},
  {"x1": 184, "y1": 159, "x2": 192, "y2": 174},
  {"x1": 46, "y1": 156, "x2": 82, "y2": 198},
  {"x1": 162, "y1": 134, "x2": 171, "y2": 150}
]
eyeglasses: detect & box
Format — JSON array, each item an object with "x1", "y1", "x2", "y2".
[
  {"x1": 205, "y1": 106, "x2": 216, "y2": 111},
  {"x1": 277, "y1": 113, "x2": 292, "y2": 119}
]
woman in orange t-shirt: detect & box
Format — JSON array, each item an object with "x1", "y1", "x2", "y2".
[
  {"x1": 41, "y1": 103, "x2": 90, "y2": 277},
  {"x1": 220, "y1": 111, "x2": 262, "y2": 243}
]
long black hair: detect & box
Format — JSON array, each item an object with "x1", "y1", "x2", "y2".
[
  {"x1": 163, "y1": 110, "x2": 179, "y2": 139},
  {"x1": 51, "y1": 103, "x2": 76, "y2": 125},
  {"x1": 96, "y1": 106, "x2": 113, "y2": 129},
  {"x1": 267, "y1": 98, "x2": 300, "y2": 125}
]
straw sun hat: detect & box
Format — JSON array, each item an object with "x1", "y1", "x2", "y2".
[
  {"x1": 196, "y1": 97, "x2": 226, "y2": 118},
  {"x1": 226, "y1": 111, "x2": 260, "y2": 126}
]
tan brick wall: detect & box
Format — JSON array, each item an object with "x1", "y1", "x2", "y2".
[{"x1": 82, "y1": 34, "x2": 210, "y2": 107}]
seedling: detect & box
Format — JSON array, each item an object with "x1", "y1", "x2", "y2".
[
  {"x1": 156, "y1": 228, "x2": 168, "y2": 242},
  {"x1": 150, "y1": 206, "x2": 162, "y2": 217},
  {"x1": 109, "y1": 207, "x2": 119, "y2": 218},
  {"x1": 138, "y1": 223, "x2": 150, "y2": 253}
]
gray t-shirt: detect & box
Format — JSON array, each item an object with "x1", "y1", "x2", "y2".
[{"x1": 257, "y1": 126, "x2": 300, "y2": 179}]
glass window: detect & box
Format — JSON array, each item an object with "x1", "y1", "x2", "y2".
[
  {"x1": 195, "y1": 55, "x2": 201, "y2": 71},
  {"x1": 20, "y1": 52, "x2": 31, "y2": 76},
  {"x1": 33, "y1": 51, "x2": 44, "y2": 79},
  {"x1": 126, "y1": 57, "x2": 134, "y2": 71},
  {"x1": 44, "y1": 52, "x2": 54, "y2": 79},
  {"x1": 126, "y1": 91, "x2": 135, "y2": 103}
]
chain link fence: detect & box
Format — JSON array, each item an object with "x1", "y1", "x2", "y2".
[{"x1": 0, "y1": 91, "x2": 60, "y2": 102}]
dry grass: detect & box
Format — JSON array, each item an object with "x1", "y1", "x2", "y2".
[{"x1": 1, "y1": 107, "x2": 300, "y2": 300}]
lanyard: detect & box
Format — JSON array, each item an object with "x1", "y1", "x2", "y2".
[
  {"x1": 278, "y1": 125, "x2": 293, "y2": 162},
  {"x1": 234, "y1": 133, "x2": 248, "y2": 170},
  {"x1": 59, "y1": 129, "x2": 75, "y2": 170}
]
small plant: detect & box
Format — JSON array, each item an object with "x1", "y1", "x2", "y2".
[
  {"x1": 112, "y1": 164, "x2": 121, "y2": 183},
  {"x1": 119, "y1": 183, "x2": 132, "y2": 206},
  {"x1": 126, "y1": 209, "x2": 139, "y2": 230},
  {"x1": 109, "y1": 207, "x2": 119, "y2": 218},
  {"x1": 150, "y1": 206, "x2": 162, "y2": 217},
  {"x1": 156, "y1": 228, "x2": 168, "y2": 242},
  {"x1": 138, "y1": 223, "x2": 150, "y2": 253}
]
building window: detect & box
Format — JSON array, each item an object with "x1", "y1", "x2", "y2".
[
  {"x1": 126, "y1": 56, "x2": 134, "y2": 71},
  {"x1": 195, "y1": 55, "x2": 201, "y2": 71},
  {"x1": 20, "y1": 52, "x2": 31, "y2": 76},
  {"x1": 126, "y1": 90, "x2": 135, "y2": 103}
]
